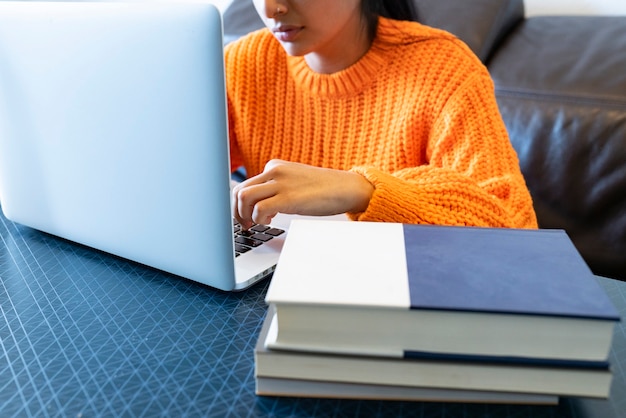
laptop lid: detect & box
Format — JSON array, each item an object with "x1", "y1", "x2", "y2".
[{"x1": 0, "y1": 1, "x2": 283, "y2": 291}]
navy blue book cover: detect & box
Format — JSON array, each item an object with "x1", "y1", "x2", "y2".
[
  {"x1": 402, "y1": 350, "x2": 611, "y2": 369},
  {"x1": 403, "y1": 225, "x2": 620, "y2": 320}
]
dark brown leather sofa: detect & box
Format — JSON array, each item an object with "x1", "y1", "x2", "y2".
[{"x1": 223, "y1": 0, "x2": 626, "y2": 281}]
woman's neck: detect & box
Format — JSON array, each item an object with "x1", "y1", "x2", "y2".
[{"x1": 303, "y1": 16, "x2": 373, "y2": 74}]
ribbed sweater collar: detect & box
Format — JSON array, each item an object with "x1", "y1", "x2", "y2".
[{"x1": 286, "y1": 17, "x2": 402, "y2": 98}]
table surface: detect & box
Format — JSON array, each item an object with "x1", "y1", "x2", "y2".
[{"x1": 1, "y1": 210, "x2": 625, "y2": 418}]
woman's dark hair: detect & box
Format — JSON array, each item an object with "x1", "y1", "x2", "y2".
[{"x1": 361, "y1": 0, "x2": 417, "y2": 41}]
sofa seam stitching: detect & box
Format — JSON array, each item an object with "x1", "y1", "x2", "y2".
[{"x1": 495, "y1": 88, "x2": 626, "y2": 109}]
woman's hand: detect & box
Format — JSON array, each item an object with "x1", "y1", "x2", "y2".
[{"x1": 232, "y1": 159, "x2": 374, "y2": 229}]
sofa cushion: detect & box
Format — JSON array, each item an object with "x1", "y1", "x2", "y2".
[
  {"x1": 223, "y1": 0, "x2": 525, "y2": 62},
  {"x1": 413, "y1": 0, "x2": 524, "y2": 62},
  {"x1": 489, "y1": 17, "x2": 626, "y2": 280},
  {"x1": 222, "y1": 0, "x2": 264, "y2": 45}
]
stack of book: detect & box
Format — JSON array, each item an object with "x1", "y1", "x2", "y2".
[{"x1": 254, "y1": 220, "x2": 621, "y2": 404}]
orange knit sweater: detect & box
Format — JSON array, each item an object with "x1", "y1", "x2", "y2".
[{"x1": 225, "y1": 17, "x2": 538, "y2": 229}]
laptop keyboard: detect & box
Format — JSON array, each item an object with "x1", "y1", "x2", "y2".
[{"x1": 233, "y1": 220, "x2": 285, "y2": 257}]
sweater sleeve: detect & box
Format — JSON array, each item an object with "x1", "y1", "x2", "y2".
[{"x1": 349, "y1": 71, "x2": 538, "y2": 229}]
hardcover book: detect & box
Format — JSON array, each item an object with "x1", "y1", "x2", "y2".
[
  {"x1": 265, "y1": 220, "x2": 620, "y2": 362},
  {"x1": 255, "y1": 309, "x2": 613, "y2": 398},
  {"x1": 255, "y1": 309, "x2": 559, "y2": 404},
  {"x1": 256, "y1": 377, "x2": 559, "y2": 404}
]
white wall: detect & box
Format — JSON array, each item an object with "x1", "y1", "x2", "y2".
[{"x1": 526, "y1": 0, "x2": 626, "y2": 16}]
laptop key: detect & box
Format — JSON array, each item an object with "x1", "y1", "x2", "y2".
[
  {"x1": 235, "y1": 236, "x2": 262, "y2": 247},
  {"x1": 235, "y1": 243, "x2": 252, "y2": 256},
  {"x1": 250, "y1": 233, "x2": 272, "y2": 242},
  {"x1": 265, "y1": 228, "x2": 285, "y2": 237},
  {"x1": 250, "y1": 224, "x2": 270, "y2": 233},
  {"x1": 239, "y1": 229, "x2": 256, "y2": 237}
]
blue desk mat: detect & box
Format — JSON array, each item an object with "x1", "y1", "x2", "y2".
[{"x1": 0, "y1": 211, "x2": 624, "y2": 417}]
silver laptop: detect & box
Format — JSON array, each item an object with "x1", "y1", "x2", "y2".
[{"x1": 0, "y1": 1, "x2": 290, "y2": 291}]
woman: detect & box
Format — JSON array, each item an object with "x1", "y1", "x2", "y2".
[{"x1": 227, "y1": 0, "x2": 537, "y2": 231}]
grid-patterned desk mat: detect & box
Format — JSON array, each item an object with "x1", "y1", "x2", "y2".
[{"x1": 0, "y1": 211, "x2": 624, "y2": 417}]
